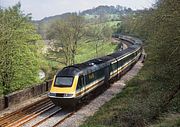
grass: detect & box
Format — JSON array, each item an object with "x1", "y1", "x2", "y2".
[
  {"x1": 81, "y1": 59, "x2": 180, "y2": 127},
  {"x1": 150, "y1": 114, "x2": 180, "y2": 127},
  {"x1": 91, "y1": 21, "x2": 121, "y2": 28},
  {"x1": 46, "y1": 39, "x2": 118, "y2": 67},
  {"x1": 76, "y1": 39, "x2": 117, "y2": 63},
  {"x1": 101, "y1": 21, "x2": 121, "y2": 27},
  {"x1": 0, "y1": 86, "x2": 3, "y2": 95}
]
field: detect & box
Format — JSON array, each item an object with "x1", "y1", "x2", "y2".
[
  {"x1": 76, "y1": 39, "x2": 117, "y2": 63},
  {"x1": 99, "y1": 20, "x2": 121, "y2": 27}
]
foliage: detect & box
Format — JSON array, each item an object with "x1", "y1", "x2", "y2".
[
  {"x1": 0, "y1": 3, "x2": 41, "y2": 95},
  {"x1": 46, "y1": 13, "x2": 85, "y2": 65},
  {"x1": 85, "y1": 23, "x2": 113, "y2": 57},
  {"x1": 82, "y1": 0, "x2": 180, "y2": 126},
  {"x1": 80, "y1": 5, "x2": 133, "y2": 16},
  {"x1": 119, "y1": 0, "x2": 180, "y2": 110},
  {"x1": 149, "y1": 114, "x2": 180, "y2": 127}
]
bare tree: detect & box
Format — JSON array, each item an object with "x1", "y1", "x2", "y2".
[{"x1": 46, "y1": 14, "x2": 85, "y2": 65}]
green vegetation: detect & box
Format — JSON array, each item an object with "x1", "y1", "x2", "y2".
[
  {"x1": 46, "y1": 14, "x2": 85, "y2": 66},
  {"x1": 0, "y1": 3, "x2": 45, "y2": 95},
  {"x1": 76, "y1": 40, "x2": 117, "y2": 63},
  {"x1": 82, "y1": 65, "x2": 180, "y2": 127},
  {"x1": 1, "y1": 2, "x2": 179, "y2": 127},
  {"x1": 98, "y1": 21, "x2": 121, "y2": 27},
  {"x1": 82, "y1": 0, "x2": 180, "y2": 126},
  {"x1": 150, "y1": 114, "x2": 180, "y2": 127}
]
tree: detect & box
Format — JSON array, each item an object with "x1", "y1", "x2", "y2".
[
  {"x1": 47, "y1": 13, "x2": 85, "y2": 65},
  {"x1": 85, "y1": 24, "x2": 112, "y2": 57},
  {"x1": 119, "y1": 0, "x2": 180, "y2": 120},
  {"x1": 47, "y1": 20, "x2": 73, "y2": 66},
  {"x1": 67, "y1": 14, "x2": 85, "y2": 64},
  {"x1": 0, "y1": 3, "x2": 41, "y2": 95}
]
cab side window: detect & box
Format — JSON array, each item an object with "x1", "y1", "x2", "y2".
[{"x1": 76, "y1": 76, "x2": 83, "y2": 90}]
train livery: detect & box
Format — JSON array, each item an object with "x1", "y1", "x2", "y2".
[{"x1": 48, "y1": 35, "x2": 143, "y2": 108}]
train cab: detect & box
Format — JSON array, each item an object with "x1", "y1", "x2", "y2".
[{"x1": 48, "y1": 67, "x2": 80, "y2": 107}]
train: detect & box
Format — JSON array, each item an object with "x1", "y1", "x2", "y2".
[{"x1": 48, "y1": 35, "x2": 143, "y2": 108}]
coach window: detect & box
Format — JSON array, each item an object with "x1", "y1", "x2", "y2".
[{"x1": 85, "y1": 72, "x2": 95, "y2": 85}]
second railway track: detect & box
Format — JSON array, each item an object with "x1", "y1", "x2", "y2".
[
  {"x1": 0, "y1": 97, "x2": 76, "y2": 127},
  {"x1": 0, "y1": 98, "x2": 54, "y2": 127}
]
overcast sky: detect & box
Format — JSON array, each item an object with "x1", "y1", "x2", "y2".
[{"x1": 1, "y1": 0, "x2": 156, "y2": 20}]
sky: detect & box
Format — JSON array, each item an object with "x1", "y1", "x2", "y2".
[{"x1": 0, "y1": 0, "x2": 156, "y2": 20}]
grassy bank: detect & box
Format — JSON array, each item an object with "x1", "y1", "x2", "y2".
[
  {"x1": 149, "y1": 114, "x2": 180, "y2": 127},
  {"x1": 81, "y1": 57, "x2": 180, "y2": 127}
]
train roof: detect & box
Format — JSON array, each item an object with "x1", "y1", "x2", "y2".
[
  {"x1": 57, "y1": 58, "x2": 108, "y2": 76},
  {"x1": 99, "y1": 55, "x2": 115, "y2": 63},
  {"x1": 108, "y1": 48, "x2": 132, "y2": 59},
  {"x1": 56, "y1": 67, "x2": 80, "y2": 77},
  {"x1": 108, "y1": 44, "x2": 140, "y2": 60}
]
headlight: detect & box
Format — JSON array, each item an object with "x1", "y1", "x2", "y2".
[
  {"x1": 64, "y1": 94, "x2": 73, "y2": 97},
  {"x1": 48, "y1": 92, "x2": 56, "y2": 97}
]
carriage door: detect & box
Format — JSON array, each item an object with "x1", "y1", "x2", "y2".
[{"x1": 104, "y1": 66, "x2": 110, "y2": 84}]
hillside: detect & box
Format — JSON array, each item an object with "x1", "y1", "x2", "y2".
[
  {"x1": 80, "y1": 5, "x2": 132, "y2": 15},
  {"x1": 34, "y1": 5, "x2": 133, "y2": 23},
  {"x1": 34, "y1": 5, "x2": 134, "y2": 38}
]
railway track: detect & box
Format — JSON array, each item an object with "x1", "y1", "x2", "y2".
[
  {"x1": 0, "y1": 80, "x2": 112, "y2": 127},
  {"x1": 0, "y1": 98, "x2": 52, "y2": 127},
  {"x1": 0, "y1": 85, "x2": 109, "y2": 127},
  {"x1": 0, "y1": 97, "x2": 76, "y2": 127}
]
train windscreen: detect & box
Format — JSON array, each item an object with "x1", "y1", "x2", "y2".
[{"x1": 54, "y1": 77, "x2": 73, "y2": 87}]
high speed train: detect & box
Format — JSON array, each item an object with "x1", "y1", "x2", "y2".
[{"x1": 48, "y1": 35, "x2": 142, "y2": 108}]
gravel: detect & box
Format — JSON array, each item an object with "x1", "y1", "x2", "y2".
[
  {"x1": 36, "y1": 110, "x2": 71, "y2": 127},
  {"x1": 22, "y1": 106, "x2": 60, "y2": 127}
]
